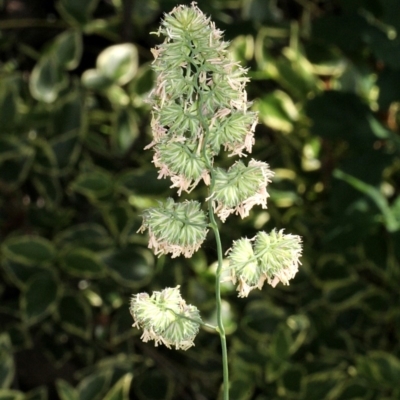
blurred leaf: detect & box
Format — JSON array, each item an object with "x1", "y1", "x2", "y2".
[
  {"x1": 50, "y1": 131, "x2": 81, "y2": 172},
  {"x1": 0, "y1": 334, "x2": 14, "y2": 389},
  {"x1": 52, "y1": 30, "x2": 83, "y2": 70},
  {"x1": 300, "y1": 371, "x2": 346, "y2": 399},
  {"x1": 0, "y1": 389, "x2": 25, "y2": 400},
  {"x1": 25, "y1": 386, "x2": 48, "y2": 400},
  {"x1": 257, "y1": 90, "x2": 298, "y2": 132},
  {"x1": 55, "y1": 223, "x2": 113, "y2": 251},
  {"x1": 29, "y1": 56, "x2": 67, "y2": 103},
  {"x1": 270, "y1": 323, "x2": 292, "y2": 360},
  {"x1": 56, "y1": 379, "x2": 79, "y2": 400},
  {"x1": 21, "y1": 270, "x2": 60, "y2": 324},
  {"x1": 112, "y1": 108, "x2": 138, "y2": 155},
  {"x1": 334, "y1": 169, "x2": 400, "y2": 232},
  {"x1": 357, "y1": 351, "x2": 400, "y2": 389},
  {"x1": 102, "y1": 247, "x2": 154, "y2": 288},
  {"x1": 103, "y1": 373, "x2": 132, "y2": 400},
  {"x1": 2, "y1": 235, "x2": 56, "y2": 265},
  {"x1": 82, "y1": 69, "x2": 113, "y2": 90},
  {"x1": 70, "y1": 170, "x2": 114, "y2": 199},
  {"x1": 77, "y1": 371, "x2": 111, "y2": 400},
  {"x1": 58, "y1": 294, "x2": 92, "y2": 339},
  {"x1": 2, "y1": 260, "x2": 47, "y2": 289},
  {"x1": 116, "y1": 169, "x2": 171, "y2": 196},
  {"x1": 97, "y1": 44, "x2": 138, "y2": 86},
  {"x1": 57, "y1": 0, "x2": 99, "y2": 25},
  {"x1": 61, "y1": 248, "x2": 107, "y2": 278}
]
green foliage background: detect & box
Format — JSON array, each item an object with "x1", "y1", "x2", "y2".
[{"x1": 1, "y1": 0, "x2": 400, "y2": 399}]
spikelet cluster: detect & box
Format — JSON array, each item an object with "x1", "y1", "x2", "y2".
[
  {"x1": 226, "y1": 230, "x2": 303, "y2": 297},
  {"x1": 130, "y1": 286, "x2": 201, "y2": 350},
  {"x1": 147, "y1": 2, "x2": 258, "y2": 194}
]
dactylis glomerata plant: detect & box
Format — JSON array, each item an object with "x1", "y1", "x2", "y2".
[{"x1": 130, "y1": 3, "x2": 302, "y2": 398}]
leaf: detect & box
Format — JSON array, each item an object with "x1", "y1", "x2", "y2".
[
  {"x1": 112, "y1": 108, "x2": 138, "y2": 155},
  {"x1": 70, "y1": 170, "x2": 114, "y2": 199},
  {"x1": 53, "y1": 92, "x2": 84, "y2": 135},
  {"x1": 55, "y1": 223, "x2": 112, "y2": 251},
  {"x1": 300, "y1": 371, "x2": 346, "y2": 400},
  {"x1": 21, "y1": 270, "x2": 60, "y2": 324},
  {"x1": 102, "y1": 247, "x2": 154, "y2": 288},
  {"x1": 97, "y1": 44, "x2": 138, "y2": 85},
  {"x1": 25, "y1": 386, "x2": 48, "y2": 400},
  {"x1": 32, "y1": 173, "x2": 62, "y2": 205},
  {"x1": 103, "y1": 374, "x2": 132, "y2": 400},
  {"x1": 58, "y1": 294, "x2": 92, "y2": 340},
  {"x1": 61, "y1": 248, "x2": 107, "y2": 278},
  {"x1": 270, "y1": 323, "x2": 293, "y2": 360},
  {"x1": 77, "y1": 371, "x2": 111, "y2": 400},
  {"x1": 29, "y1": 55, "x2": 67, "y2": 103},
  {"x1": 81, "y1": 69, "x2": 113, "y2": 90},
  {"x1": 110, "y1": 308, "x2": 134, "y2": 346},
  {"x1": 57, "y1": 0, "x2": 99, "y2": 25},
  {"x1": 53, "y1": 30, "x2": 83, "y2": 70},
  {"x1": 356, "y1": 351, "x2": 400, "y2": 389},
  {"x1": 0, "y1": 334, "x2": 14, "y2": 389},
  {"x1": 334, "y1": 169, "x2": 400, "y2": 232},
  {"x1": 257, "y1": 90, "x2": 298, "y2": 133},
  {"x1": 2, "y1": 235, "x2": 56, "y2": 265},
  {"x1": 2, "y1": 260, "x2": 47, "y2": 289},
  {"x1": 0, "y1": 389, "x2": 25, "y2": 400},
  {"x1": 50, "y1": 131, "x2": 81, "y2": 172},
  {"x1": 116, "y1": 169, "x2": 170, "y2": 196},
  {"x1": 56, "y1": 379, "x2": 79, "y2": 400},
  {"x1": 0, "y1": 155, "x2": 35, "y2": 190}
]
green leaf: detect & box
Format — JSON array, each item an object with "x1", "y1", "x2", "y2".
[
  {"x1": 61, "y1": 248, "x2": 107, "y2": 278},
  {"x1": 0, "y1": 334, "x2": 14, "y2": 389},
  {"x1": 29, "y1": 56, "x2": 67, "y2": 103},
  {"x1": 58, "y1": 294, "x2": 92, "y2": 340},
  {"x1": 0, "y1": 155, "x2": 35, "y2": 190},
  {"x1": 21, "y1": 270, "x2": 60, "y2": 324},
  {"x1": 55, "y1": 223, "x2": 113, "y2": 251},
  {"x1": 257, "y1": 90, "x2": 298, "y2": 132},
  {"x1": 112, "y1": 108, "x2": 138, "y2": 155},
  {"x1": 2, "y1": 235, "x2": 56, "y2": 265},
  {"x1": 77, "y1": 371, "x2": 111, "y2": 400},
  {"x1": 53, "y1": 30, "x2": 83, "y2": 70},
  {"x1": 57, "y1": 0, "x2": 99, "y2": 25},
  {"x1": 97, "y1": 44, "x2": 138, "y2": 85},
  {"x1": 356, "y1": 351, "x2": 400, "y2": 389},
  {"x1": 2, "y1": 260, "x2": 47, "y2": 289},
  {"x1": 116, "y1": 169, "x2": 170, "y2": 196},
  {"x1": 0, "y1": 389, "x2": 25, "y2": 400},
  {"x1": 50, "y1": 131, "x2": 81, "y2": 172},
  {"x1": 32, "y1": 173, "x2": 62, "y2": 205},
  {"x1": 25, "y1": 386, "x2": 48, "y2": 400},
  {"x1": 81, "y1": 69, "x2": 113, "y2": 90},
  {"x1": 70, "y1": 170, "x2": 114, "y2": 199},
  {"x1": 270, "y1": 323, "x2": 293, "y2": 360},
  {"x1": 334, "y1": 169, "x2": 400, "y2": 232},
  {"x1": 110, "y1": 307, "x2": 134, "y2": 345},
  {"x1": 300, "y1": 371, "x2": 346, "y2": 400},
  {"x1": 103, "y1": 247, "x2": 154, "y2": 288},
  {"x1": 103, "y1": 374, "x2": 132, "y2": 400},
  {"x1": 56, "y1": 379, "x2": 79, "y2": 400}
]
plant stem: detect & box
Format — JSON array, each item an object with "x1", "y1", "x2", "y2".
[
  {"x1": 208, "y1": 209, "x2": 230, "y2": 400},
  {"x1": 196, "y1": 83, "x2": 230, "y2": 399}
]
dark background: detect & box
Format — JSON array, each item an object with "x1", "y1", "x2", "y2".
[{"x1": 1, "y1": 0, "x2": 400, "y2": 399}]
